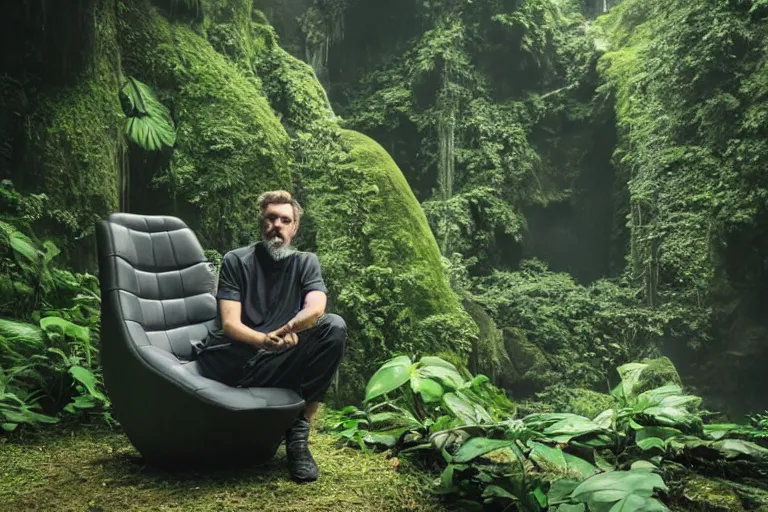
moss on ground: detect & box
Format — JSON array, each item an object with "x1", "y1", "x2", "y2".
[{"x1": 0, "y1": 419, "x2": 443, "y2": 512}]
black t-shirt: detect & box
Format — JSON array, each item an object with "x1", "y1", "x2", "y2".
[{"x1": 197, "y1": 242, "x2": 328, "y2": 384}]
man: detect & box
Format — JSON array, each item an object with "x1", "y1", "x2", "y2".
[{"x1": 196, "y1": 190, "x2": 347, "y2": 483}]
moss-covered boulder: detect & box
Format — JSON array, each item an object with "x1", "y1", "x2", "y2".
[
  {"x1": 462, "y1": 298, "x2": 510, "y2": 384},
  {"x1": 635, "y1": 356, "x2": 683, "y2": 394},
  {"x1": 323, "y1": 129, "x2": 475, "y2": 401},
  {"x1": 676, "y1": 474, "x2": 746, "y2": 512},
  {"x1": 502, "y1": 327, "x2": 553, "y2": 396},
  {"x1": 536, "y1": 384, "x2": 616, "y2": 420}
]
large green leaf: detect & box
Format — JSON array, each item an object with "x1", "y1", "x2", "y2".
[
  {"x1": 524, "y1": 413, "x2": 590, "y2": 431},
  {"x1": 63, "y1": 394, "x2": 96, "y2": 413},
  {"x1": 593, "y1": 409, "x2": 614, "y2": 428},
  {"x1": 608, "y1": 494, "x2": 648, "y2": 512},
  {"x1": 443, "y1": 392, "x2": 483, "y2": 424},
  {"x1": 642, "y1": 406, "x2": 700, "y2": 429},
  {"x1": 417, "y1": 365, "x2": 465, "y2": 390},
  {"x1": 69, "y1": 366, "x2": 106, "y2": 401},
  {"x1": 481, "y1": 485, "x2": 518, "y2": 500},
  {"x1": 703, "y1": 423, "x2": 739, "y2": 440},
  {"x1": 711, "y1": 439, "x2": 768, "y2": 459},
  {"x1": 364, "y1": 355, "x2": 412, "y2": 402},
  {"x1": 419, "y1": 356, "x2": 459, "y2": 370},
  {"x1": 563, "y1": 452, "x2": 597, "y2": 480},
  {"x1": 9, "y1": 231, "x2": 40, "y2": 263},
  {"x1": 363, "y1": 433, "x2": 397, "y2": 447},
  {"x1": 120, "y1": 77, "x2": 176, "y2": 151},
  {"x1": 614, "y1": 362, "x2": 648, "y2": 399},
  {"x1": 452, "y1": 437, "x2": 516, "y2": 463},
  {"x1": 410, "y1": 375, "x2": 444, "y2": 403},
  {"x1": 543, "y1": 415, "x2": 603, "y2": 442},
  {"x1": 40, "y1": 316, "x2": 90, "y2": 343},
  {"x1": 571, "y1": 470, "x2": 668, "y2": 504},
  {"x1": 368, "y1": 411, "x2": 418, "y2": 428},
  {"x1": 1, "y1": 407, "x2": 58, "y2": 425},
  {"x1": 530, "y1": 442, "x2": 568, "y2": 474},
  {"x1": 629, "y1": 461, "x2": 660, "y2": 472},
  {"x1": 636, "y1": 437, "x2": 666, "y2": 452},
  {"x1": 636, "y1": 426, "x2": 683, "y2": 441},
  {"x1": 41, "y1": 240, "x2": 61, "y2": 264},
  {"x1": 633, "y1": 384, "x2": 700, "y2": 412},
  {"x1": 548, "y1": 479, "x2": 581, "y2": 505}
]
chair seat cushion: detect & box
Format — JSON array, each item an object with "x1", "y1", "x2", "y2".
[{"x1": 139, "y1": 346, "x2": 303, "y2": 411}]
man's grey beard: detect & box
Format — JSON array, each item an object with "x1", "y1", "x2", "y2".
[{"x1": 264, "y1": 236, "x2": 296, "y2": 261}]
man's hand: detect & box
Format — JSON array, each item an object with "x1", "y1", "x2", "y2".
[
  {"x1": 261, "y1": 324, "x2": 298, "y2": 352},
  {"x1": 260, "y1": 331, "x2": 287, "y2": 352}
]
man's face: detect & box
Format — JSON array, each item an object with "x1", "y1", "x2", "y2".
[{"x1": 261, "y1": 203, "x2": 297, "y2": 248}]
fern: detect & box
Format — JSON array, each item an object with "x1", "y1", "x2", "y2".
[{"x1": 120, "y1": 76, "x2": 176, "y2": 151}]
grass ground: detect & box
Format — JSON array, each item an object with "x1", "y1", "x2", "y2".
[{"x1": 0, "y1": 416, "x2": 445, "y2": 512}]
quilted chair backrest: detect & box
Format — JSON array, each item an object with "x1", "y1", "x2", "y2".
[{"x1": 97, "y1": 213, "x2": 217, "y2": 361}]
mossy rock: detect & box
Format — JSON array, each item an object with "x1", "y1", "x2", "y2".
[
  {"x1": 337, "y1": 130, "x2": 470, "y2": 324},
  {"x1": 462, "y1": 298, "x2": 509, "y2": 383},
  {"x1": 118, "y1": 0, "x2": 293, "y2": 251},
  {"x1": 21, "y1": 0, "x2": 122, "y2": 269},
  {"x1": 313, "y1": 130, "x2": 475, "y2": 403},
  {"x1": 677, "y1": 474, "x2": 746, "y2": 512},
  {"x1": 502, "y1": 327, "x2": 553, "y2": 396},
  {"x1": 635, "y1": 356, "x2": 683, "y2": 394},
  {"x1": 536, "y1": 385, "x2": 616, "y2": 420}
]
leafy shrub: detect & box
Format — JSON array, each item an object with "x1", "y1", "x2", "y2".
[
  {"x1": 328, "y1": 355, "x2": 768, "y2": 511},
  {"x1": 0, "y1": 212, "x2": 108, "y2": 432},
  {"x1": 471, "y1": 260, "x2": 674, "y2": 393}
]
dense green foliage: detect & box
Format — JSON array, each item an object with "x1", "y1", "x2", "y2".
[
  {"x1": 2, "y1": 2, "x2": 768, "y2": 508},
  {"x1": 283, "y1": 0, "x2": 768, "y2": 417},
  {"x1": 330, "y1": 355, "x2": 768, "y2": 511},
  {"x1": 1, "y1": 0, "x2": 473, "y2": 410},
  {"x1": 329, "y1": 0, "x2": 611, "y2": 274},
  {"x1": 310, "y1": 0, "x2": 648, "y2": 406},
  {"x1": 0, "y1": 184, "x2": 108, "y2": 431},
  {"x1": 592, "y1": 0, "x2": 768, "y2": 411},
  {"x1": 471, "y1": 260, "x2": 671, "y2": 395}
]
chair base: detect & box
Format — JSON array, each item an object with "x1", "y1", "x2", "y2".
[{"x1": 137, "y1": 439, "x2": 284, "y2": 471}]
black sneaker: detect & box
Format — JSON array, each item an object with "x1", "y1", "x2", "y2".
[{"x1": 285, "y1": 416, "x2": 318, "y2": 482}]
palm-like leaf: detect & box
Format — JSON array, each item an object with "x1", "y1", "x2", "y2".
[{"x1": 120, "y1": 76, "x2": 176, "y2": 151}]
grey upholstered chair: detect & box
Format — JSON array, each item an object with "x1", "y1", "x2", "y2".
[{"x1": 96, "y1": 213, "x2": 305, "y2": 468}]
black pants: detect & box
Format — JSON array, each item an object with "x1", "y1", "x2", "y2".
[{"x1": 236, "y1": 313, "x2": 346, "y2": 403}]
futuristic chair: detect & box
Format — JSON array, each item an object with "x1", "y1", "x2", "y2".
[{"x1": 96, "y1": 213, "x2": 304, "y2": 468}]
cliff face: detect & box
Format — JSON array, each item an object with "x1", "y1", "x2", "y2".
[{"x1": 0, "y1": 0, "x2": 474, "y2": 403}]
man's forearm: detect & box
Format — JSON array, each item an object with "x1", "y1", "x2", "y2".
[
  {"x1": 223, "y1": 320, "x2": 265, "y2": 347},
  {"x1": 287, "y1": 307, "x2": 323, "y2": 333}
]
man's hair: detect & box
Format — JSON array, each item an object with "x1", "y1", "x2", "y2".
[{"x1": 257, "y1": 190, "x2": 304, "y2": 224}]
